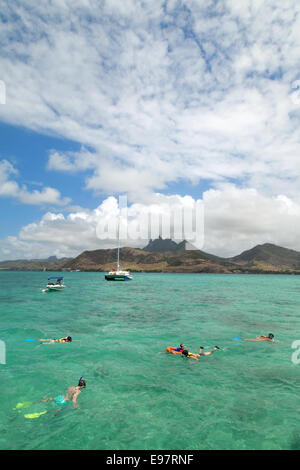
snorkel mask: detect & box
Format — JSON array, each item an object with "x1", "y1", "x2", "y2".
[{"x1": 78, "y1": 376, "x2": 86, "y2": 388}]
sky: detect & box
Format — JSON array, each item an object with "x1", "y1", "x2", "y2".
[{"x1": 1, "y1": 0, "x2": 300, "y2": 260}]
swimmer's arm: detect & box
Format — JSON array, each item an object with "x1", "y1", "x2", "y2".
[
  {"x1": 189, "y1": 355, "x2": 199, "y2": 361},
  {"x1": 72, "y1": 391, "x2": 81, "y2": 407},
  {"x1": 38, "y1": 339, "x2": 56, "y2": 344},
  {"x1": 243, "y1": 338, "x2": 279, "y2": 343}
]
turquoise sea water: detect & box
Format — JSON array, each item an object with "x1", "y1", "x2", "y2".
[{"x1": 1, "y1": 271, "x2": 300, "y2": 450}]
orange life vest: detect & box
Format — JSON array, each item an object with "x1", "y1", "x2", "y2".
[
  {"x1": 256, "y1": 335, "x2": 272, "y2": 341},
  {"x1": 166, "y1": 346, "x2": 183, "y2": 354}
]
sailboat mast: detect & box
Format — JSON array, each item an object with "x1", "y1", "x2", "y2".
[{"x1": 117, "y1": 218, "x2": 120, "y2": 270}]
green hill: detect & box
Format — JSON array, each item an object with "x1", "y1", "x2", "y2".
[{"x1": 1, "y1": 241, "x2": 300, "y2": 273}]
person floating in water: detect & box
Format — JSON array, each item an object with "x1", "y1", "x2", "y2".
[
  {"x1": 167, "y1": 343, "x2": 185, "y2": 354},
  {"x1": 42, "y1": 377, "x2": 86, "y2": 408},
  {"x1": 243, "y1": 333, "x2": 276, "y2": 342},
  {"x1": 39, "y1": 335, "x2": 72, "y2": 344},
  {"x1": 14, "y1": 377, "x2": 86, "y2": 418},
  {"x1": 182, "y1": 346, "x2": 220, "y2": 361}
]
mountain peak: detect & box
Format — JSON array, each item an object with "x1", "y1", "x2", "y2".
[
  {"x1": 143, "y1": 238, "x2": 186, "y2": 252},
  {"x1": 230, "y1": 243, "x2": 300, "y2": 268}
]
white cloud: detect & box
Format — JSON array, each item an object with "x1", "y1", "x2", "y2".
[
  {"x1": 202, "y1": 185, "x2": 300, "y2": 256},
  {"x1": 1, "y1": 1, "x2": 300, "y2": 258},
  {"x1": 0, "y1": 193, "x2": 200, "y2": 259},
  {"x1": 0, "y1": 160, "x2": 70, "y2": 206},
  {"x1": 0, "y1": 0, "x2": 300, "y2": 200},
  {"x1": 1, "y1": 188, "x2": 300, "y2": 260}
]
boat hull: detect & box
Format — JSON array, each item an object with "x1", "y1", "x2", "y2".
[
  {"x1": 45, "y1": 285, "x2": 66, "y2": 291},
  {"x1": 105, "y1": 275, "x2": 132, "y2": 281}
]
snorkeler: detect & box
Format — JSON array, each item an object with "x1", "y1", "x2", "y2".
[
  {"x1": 39, "y1": 335, "x2": 72, "y2": 344},
  {"x1": 181, "y1": 346, "x2": 220, "y2": 361},
  {"x1": 14, "y1": 377, "x2": 86, "y2": 418},
  {"x1": 243, "y1": 333, "x2": 276, "y2": 342},
  {"x1": 42, "y1": 377, "x2": 86, "y2": 408},
  {"x1": 167, "y1": 343, "x2": 185, "y2": 354}
]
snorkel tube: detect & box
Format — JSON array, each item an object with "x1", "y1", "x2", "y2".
[{"x1": 78, "y1": 376, "x2": 86, "y2": 388}]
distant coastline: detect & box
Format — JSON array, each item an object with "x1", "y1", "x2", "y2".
[{"x1": 1, "y1": 239, "x2": 300, "y2": 274}]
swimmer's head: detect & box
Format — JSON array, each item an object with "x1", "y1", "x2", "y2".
[
  {"x1": 66, "y1": 336, "x2": 72, "y2": 342},
  {"x1": 268, "y1": 333, "x2": 274, "y2": 339},
  {"x1": 182, "y1": 350, "x2": 189, "y2": 357},
  {"x1": 78, "y1": 377, "x2": 86, "y2": 388},
  {"x1": 180, "y1": 343, "x2": 185, "y2": 349}
]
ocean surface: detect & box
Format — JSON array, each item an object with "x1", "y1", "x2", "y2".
[{"x1": 1, "y1": 271, "x2": 300, "y2": 450}]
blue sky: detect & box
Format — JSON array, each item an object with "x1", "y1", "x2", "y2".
[
  {"x1": 0, "y1": 121, "x2": 101, "y2": 237},
  {"x1": 0, "y1": 120, "x2": 211, "y2": 239},
  {"x1": 1, "y1": 0, "x2": 300, "y2": 260}
]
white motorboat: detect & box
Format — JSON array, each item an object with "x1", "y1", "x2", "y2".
[{"x1": 43, "y1": 276, "x2": 66, "y2": 291}]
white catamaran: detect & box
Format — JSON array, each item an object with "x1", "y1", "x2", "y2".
[{"x1": 105, "y1": 223, "x2": 132, "y2": 281}]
